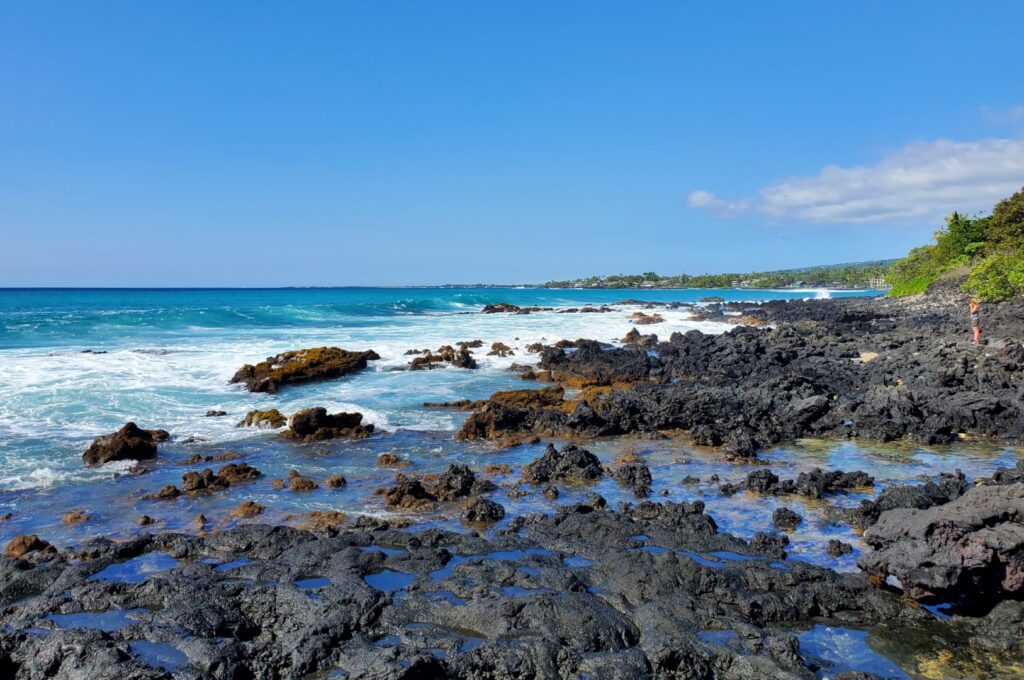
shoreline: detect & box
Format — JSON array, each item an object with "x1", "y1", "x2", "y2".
[{"x1": 2, "y1": 290, "x2": 1023, "y2": 678}]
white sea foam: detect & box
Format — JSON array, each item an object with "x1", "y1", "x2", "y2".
[{"x1": 0, "y1": 299, "x2": 736, "y2": 490}]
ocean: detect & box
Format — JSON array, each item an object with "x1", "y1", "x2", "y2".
[{"x1": 0, "y1": 286, "x2": 1015, "y2": 571}]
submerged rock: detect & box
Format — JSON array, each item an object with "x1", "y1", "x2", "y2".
[
  {"x1": 230, "y1": 347, "x2": 379, "y2": 393},
  {"x1": 487, "y1": 342, "x2": 514, "y2": 357},
  {"x1": 82, "y1": 422, "x2": 168, "y2": 466},
  {"x1": 827, "y1": 539, "x2": 854, "y2": 557},
  {"x1": 229, "y1": 500, "x2": 264, "y2": 518}
]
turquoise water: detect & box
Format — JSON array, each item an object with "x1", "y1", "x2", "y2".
[{"x1": 3, "y1": 286, "x2": 1017, "y2": 569}]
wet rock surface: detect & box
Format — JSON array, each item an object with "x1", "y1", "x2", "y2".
[
  {"x1": 82, "y1": 423, "x2": 169, "y2": 466},
  {"x1": 0, "y1": 499, "x2": 949, "y2": 680},
  {"x1": 720, "y1": 468, "x2": 874, "y2": 499},
  {"x1": 378, "y1": 464, "x2": 493, "y2": 510},
  {"x1": 284, "y1": 407, "x2": 375, "y2": 441},
  {"x1": 230, "y1": 347, "x2": 380, "y2": 393},
  {"x1": 236, "y1": 408, "x2": 286, "y2": 429},
  {"x1": 408, "y1": 344, "x2": 479, "y2": 370},
  {"x1": 521, "y1": 443, "x2": 604, "y2": 485}
]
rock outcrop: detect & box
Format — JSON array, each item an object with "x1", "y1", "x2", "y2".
[
  {"x1": 237, "y1": 408, "x2": 286, "y2": 429},
  {"x1": 860, "y1": 482, "x2": 1024, "y2": 610},
  {"x1": 521, "y1": 443, "x2": 604, "y2": 485},
  {"x1": 284, "y1": 408, "x2": 374, "y2": 441},
  {"x1": 230, "y1": 347, "x2": 379, "y2": 393},
  {"x1": 82, "y1": 422, "x2": 169, "y2": 466}
]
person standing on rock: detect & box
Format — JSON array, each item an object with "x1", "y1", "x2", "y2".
[{"x1": 969, "y1": 298, "x2": 981, "y2": 345}]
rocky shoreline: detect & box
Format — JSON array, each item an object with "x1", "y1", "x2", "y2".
[{"x1": 2, "y1": 292, "x2": 1024, "y2": 678}]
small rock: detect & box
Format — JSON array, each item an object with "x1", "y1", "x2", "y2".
[
  {"x1": 61, "y1": 509, "x2": 89, "y2": 525},
  {"x1": 4, "y1": 534, "x2": 54, "y2": 559},
  {"x1": 229, "y1": 500, "x2": 264, "y2": 518},
  {"x1": 827, "y1": 539, "x2": 854, "y2": 557},
  {"x1": 378, "y1": 453, "x2": 409, "y2": 468},
  {"x1": 772, "y1": 507, "x2": 803, "y2": 530},
  {"x1": 82, "y1": 422, "x2": 168, "y2": 466},
  {"x1": 460, "y1": 497, "x2": 506, "y2": 524},
  {"x1": 237, "y1": 409, "x2": 286, "y2": 429}
]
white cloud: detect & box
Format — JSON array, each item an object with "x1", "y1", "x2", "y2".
[
  {"x1": 685, "y1": 189, "x2": 751, "y2": 216},
  {"x1": 690, "y1": 137, "x2": 1024, "y2": 225}
]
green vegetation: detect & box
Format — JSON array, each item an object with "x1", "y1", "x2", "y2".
[
  {"x1": 887, "y1": 187, "x2": 1024, "y2": 301},
  {"x1": 545, "y1": 261, "x2": 893, "y2": 290}
]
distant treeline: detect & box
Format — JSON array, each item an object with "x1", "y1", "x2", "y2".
[{"x1": 545, "y1": 261, "x2": 894, "y2": 290}]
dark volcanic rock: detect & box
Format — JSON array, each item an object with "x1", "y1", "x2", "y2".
[
  {"x1": 0, "y1": 498, "x2": 941, "y2": 679},
  {"x1": 609, "y1": 462, "x2": 653, "y2": 497},
  {"x1": 379, "y1": 464, "x2": 483, "y2": 509},
  {"x1": 409, "y1": 345, "x2": 478, "y2": 370},
  {"x1": 284, "y1": 407, "x2": 374, "y2": 441},
  {"x1": 772, "y1": 506, "x2": 803, "y2": 530},
  {"x1": 182, "y1": 463, "x2": 262, "y2": 494},
  {"x1": 829, "y1": 470, "x2": 969, "y2": 529},
  {"x1": 230, "y1": 346, "x2": 379, "y2": 393},
  {"x1": 460, "y1": 496, "x2": 506, "y2": 524},
  {"x1": 521, "y1": 443, "x2": 604, "y2": 485},
  {"x1": 828, "y1": 539, "x2": 854, "y2": 557},
  {"x1": 448, "y1": 295, "x2": 1024, "y2": 454},
  {"x1": 82, "y1": 422, "x2": 168, "y2": 466},
  {"x1": 724, "y1": 467, "x2": 874, "y2": 499},
  {"x1": 237, "y1": 408, "x2": 287, "y2": 429},
  {"x1": 860, "y1": 482, "x2": 1024, "y2": 609}
]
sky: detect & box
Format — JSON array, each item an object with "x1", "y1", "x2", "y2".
[{"x1": 2, "y1": 1, "x2": 1023, "y2": 287}]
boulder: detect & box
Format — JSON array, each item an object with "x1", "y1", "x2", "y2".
[
  {"x1": 461, "y1": 497, "x2": 506, "y2": 524},
  {"x1": 182, "y1": 463, "x2": 262, "y2": 494},
  {"x1": 285, "y1": 408, "x2": 374, "y2": 441},
  {"x1": 860, "y1": 482, "x2": 1024, "y2": 609},
  {"x1": 4, "y1": 534, "x2": 55, "y2": 559},
  {"x1": 772, "y1": 507, "x2": 803, "y2": 530},
  {"x1": 229, "y1": 500, "x2": 264, "y2": 518},
  {"x1": 610, "y1": 462, "x2": 653, "y2": 497},
  {"x1": 488, "y1": 342, "x2": 514, "y2": 357},
  {"x1": 230, "y1": 347, "x2": 379, "y2": 393},
  {"x1": 379, "y1": 464, "x2": 482, "y2": 509},
  {"x1": 82, "y1": 422, "x2": 168, "y2": 465},
  {"x1": 521, "y1": 443, "x2": 604, "y2": 485},
  {"x1": 237, "y1": 409, "x2": 286, "y2": 429}
]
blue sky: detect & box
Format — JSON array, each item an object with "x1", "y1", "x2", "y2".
[{"x1": 2, "y1": 1, "x2": 1023, "y2": 286}]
